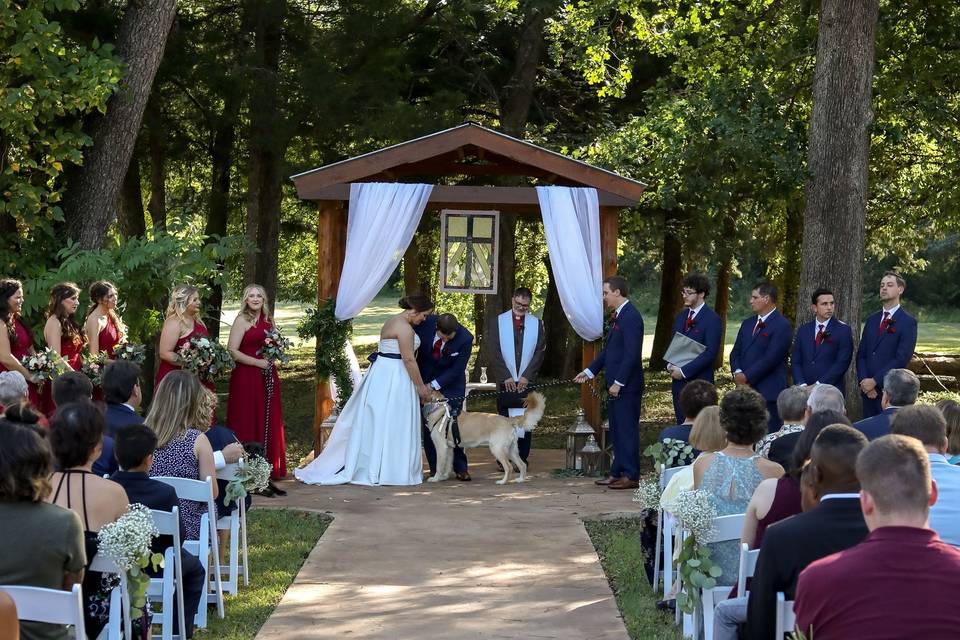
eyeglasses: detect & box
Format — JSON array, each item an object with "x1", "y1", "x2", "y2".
[
  {"x1": 512, "y1": 300, "x2": 530, "y2": 310},
  {"x1": 680, "y1": 289, "x2": 698, "y2": 296}
]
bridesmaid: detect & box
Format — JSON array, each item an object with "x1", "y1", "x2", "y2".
[
  {"x1": 0, "y1": 279, "x2": 41, "y2": 408},
  {"x1": 84, "y1": 280, "x2": 126, "y2": 359},
  {"x1": 156, "y1": 284, "x2": 215, "y2": 393},
  {"x1": 226, "y1": 284, "x2": 287, "y2": 481},
  {"x1": 41, "y1": 282, "x2": 86, "y2": 414}
]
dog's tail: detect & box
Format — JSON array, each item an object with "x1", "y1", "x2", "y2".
[{"x1": 516, "y1": 392, "x2": 546, "y2": 431}]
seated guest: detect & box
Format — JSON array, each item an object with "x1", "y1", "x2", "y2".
[
  {"x1": 794, "y1": 434, "x2": 960, "y2": 638},
  {"x1": 766, "y1": 384, "x2": 845, "y2": 465},
  {"x1": 0, "y1": 421, "x2": 86, "y2": 640},
  {"x1": 146, "y1": 371, "x2": 219, "y2": 540},
  {"x1": 937, "y1": 399, "x2": 960, "y2": 464},
  {"x1": 0, "y1": 370, "x2": 28, "y2": 415},
  {"x1": 891, "y1": 404, "x2": 960, "y2": 547},
  {"x1": 694, "y1": 387, "x2": 783, "y2": 585},
  {"x1": 111, "y1": 424, "x2": 204, "y2": 638},
  {"x1": 2, "y1": 402, "x2": 45, "y2": 432},
  {"x1": 756, "y1": 385, "x2": 809, "y2": 467},
  {"x1": 194, "y1": 388, "x2": 248, "y2": 511},
  {"x1": 52, "y1": 372, "x2": 117, "y2": 477},
  {"x1": 658, "y1": 380, "x2": 719, "y2": 465},
  {"x1": 102, "y1": 360, "x2": 144, "y2": 438},
  {"x1": 45, "y1": 402, "x2": 129, "y2": 639},
  {"x1": 852, "y1": 368, "x2": 919, "y2": 440}
]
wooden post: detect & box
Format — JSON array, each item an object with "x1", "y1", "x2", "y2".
[
  {"x1": 314, "y1": 200, "x2": 347, "y2": 454},
  {"x1": 582, "y1": 207, "x2": 620, "y2": 429}
]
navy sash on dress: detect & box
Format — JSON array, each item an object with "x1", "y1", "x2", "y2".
[{"x1": 368, "y1": 351, "x2": 402, "y2": 363}]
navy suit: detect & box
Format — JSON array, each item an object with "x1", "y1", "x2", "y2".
[
  {"x1": 791, "y1": 318, "x2": 854, "y2": 393},
  {"x1": 415, "y1": 316, "x2": 473, "y2": 476},
  {"x1": 853, "y1": 406, "x2": 899, "y2": 441},
  {"x1": 104, "y1": 402, "x2": 145, "y2": 439},
  {"x1": 92, "y1": 435, "x2": 118, "y2": 477},
  {"x1": 856, "y1": 307, "x2": 918, "y2": 417},
  {"x1": 669, "y1": 305, "x2": 722, "y2": 423},
  {"x1": 111, "y1": 470, "x2": 204, "y2": 638},
  {"x1": 730, "y1": 309, "x2": 793, "y2": 432},
  {"x1": 588, "y1": 302, "x2": 644, "y2": 481}
]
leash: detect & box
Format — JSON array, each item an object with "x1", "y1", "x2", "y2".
[{"x1": 434, "y1": 377, "x2": 613, "y2": 405}]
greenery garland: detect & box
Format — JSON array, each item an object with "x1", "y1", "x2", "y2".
[{"x1": 297, "y1": 300, "x2": 353, "y2": 409}]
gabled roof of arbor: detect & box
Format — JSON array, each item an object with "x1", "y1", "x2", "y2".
[{"x1": 290, "y1": 122, "x2": 646, "y2": 207}]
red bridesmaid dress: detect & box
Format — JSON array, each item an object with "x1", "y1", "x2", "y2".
[
  {"x1": 39, "y1": 331, "x2": 83, "y2": 417},
  {"x1": 98, "y1": 315, "x2": 122, "y2": 357},
  {"x1": 226, "y1": 316, "x2": 287, "y2": 479},
  {"x1": 155, "y1": 322, "x2": 216, "y2": 394},
  {"x1": 1, "y1": 318, "x2": 41, "y2": 408}
]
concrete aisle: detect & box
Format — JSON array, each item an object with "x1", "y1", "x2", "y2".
[{"x1": 255, "y1": 449, "x2": 637, "y2": 640}]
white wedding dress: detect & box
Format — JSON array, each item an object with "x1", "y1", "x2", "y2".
[{"x1": 295, "y1": 336, "x2": 423, "y2": 486}]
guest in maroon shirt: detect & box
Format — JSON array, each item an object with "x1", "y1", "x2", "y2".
[{"x1": 794, "y1": 434, "x2": 960, "y2": 639}]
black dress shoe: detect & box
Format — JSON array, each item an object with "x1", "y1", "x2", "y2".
[
  {"x1": 255, "y1": 486, "x2": 276, "y2": 497},
  {"x1": 268, "y1": 481, "x2": 287, "y2": 496},
  {"x1": 455, "y1": 471, "x2": 472, "y2": 481}
]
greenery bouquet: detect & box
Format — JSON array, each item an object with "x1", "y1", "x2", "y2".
[
  {"x1": 258, "y1": 326, "x2": 292, "y2": 365},
  {"x1": 224, "y1": 455, "x2": 273, "y2": 506},
  {"x1": 114, "y1": 341, "x2": 147, "y2": 364},
  {"x1": 80, "y1": 350, "x2": 109, "y2": 387},
  {"x1": 177, "y1": 336, "x2": 234, "y2": 382}
]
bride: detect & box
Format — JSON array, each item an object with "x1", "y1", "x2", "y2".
[{"x1": 295, "y1": 294, "x2": 437, "y2": 486}]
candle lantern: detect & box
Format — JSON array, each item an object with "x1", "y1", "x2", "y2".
[
  {"x1": 566, "y1": 409, "x2": 597, "y2": 470},
  {"x1": 580, "y1": 435, "x2": 602, "y2": 476}
]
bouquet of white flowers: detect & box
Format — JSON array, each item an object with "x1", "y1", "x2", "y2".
[
  {"x1": 258, "y1": 326, "x2": 292, "y2": 365},
  {"x1": 97, "y1": 503, "x2": 164, "y2": 617},
  {"x1": 632, "y1": 474, "x2": 664, "y2": 512},
  {"x1": 224, "y1": 455, "x2": 273, "y2": 506},
  {"x1": 670, "y1": 489, "x2": 722, "y2": 614},
  {"x1": 114, "y1": 341, "x2": 147, "y2": 364},
  {"x1": 20, "y1": 347, "x2": 70, "y2": 390},
  {"x1": 177, "y1": 336, "x2": 234, "y2": 382},
  {"x1": 80, "y1": 350, "x2": 109, "y2": 387}
]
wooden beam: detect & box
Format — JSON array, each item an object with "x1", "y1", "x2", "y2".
[{"x1": 314, "y1": 200, "x2": 347, "y2": 454}]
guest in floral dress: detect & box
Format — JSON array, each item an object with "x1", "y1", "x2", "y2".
[
  {"x1": 146, "y1": 370, "x2": 219, "y2": 540},
  {"x1": 693, "y1": 387, "x2": 784, "y2": 584}
]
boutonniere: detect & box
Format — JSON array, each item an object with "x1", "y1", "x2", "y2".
[
  {"x1": 822, "y1": 330, "x2": 833, "y2": 343},
  {"x1": 760, "y1": 332, "x2": 769, "y2": 337},
  {"x1": 886, "y1": 319, "x2": 896, "y2": 334}
]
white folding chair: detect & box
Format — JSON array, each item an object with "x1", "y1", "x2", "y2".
[
  {"x1": 736, "y1": 542, "x2": 761, "y2": 597},
  {"x1": 0, "y1": 583, "x2": 86, "y2": 638},
  {"x1": 775, "y1": 592, "x2": 796, "y2": 639},
  {"x1": 652, "y1": 463, "x2": 690, "y2": 596},
  {"x1": 154, "y1": 476, "x2": 225, "y2": 626},
  {"x1": 89, "y1": 553, "x2": 132, "y2": 640},
  {"x1": 145, "y1": 507, "x2": 187, "y2": 640},
  {"x1": 216, "y1": 462, "x2": 250, "y2": 595}
]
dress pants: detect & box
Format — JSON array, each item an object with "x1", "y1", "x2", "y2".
[
  {"x1": 609, "y1": 390, "x2": 641, "y2": 480},
  {"x1": 712, "y1": 596, "x2": 748, "y2": 640},
  {"x1": 861, "y1": 392, "x2": 882, "y2": 418},
  {"x1": 671, "y1": 378, "x2": 687, "y2": 425},
  {"x1": 496, "y1": 386, "x2": 532, "y2": 463},
  {"x1": 421, "y1": 397, "x2": 468, "y2": 475},
  {"x1": 147, "y1": 548, "x2": 204, "y2": 638}
]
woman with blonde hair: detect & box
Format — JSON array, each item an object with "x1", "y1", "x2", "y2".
[
  {"x1": 226, "y1": 284, "x2": 287, "y2": 480},
  {"x1": 146, "y1": 370, "x2": 218, "y2": 540},
  {"x1": 84, "y1": 281, "x2": 126, "y2": 359},
  {"x1": 40, "y1": 282, "x2": 86, "y2": 414},
  {"x1": 156, "y1": 284, "x2": 214, "y2": 392}
]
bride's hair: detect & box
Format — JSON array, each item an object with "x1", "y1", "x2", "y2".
[{"x1": 398, "y1": 293, "x2": 433, "y2": 313}]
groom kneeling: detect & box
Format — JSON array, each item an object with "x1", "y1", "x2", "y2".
[{"x1": 416, "y1": 312, "x2": 473, "y2": 480}]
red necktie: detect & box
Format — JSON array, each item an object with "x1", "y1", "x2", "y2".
[
  {"x1": 685, "y1": 310, "x2": 695, "y2": 331},
  {"x1": 815, "y1": 324, "x2": 825, "y2": 347},
  {"x1": 877, "y1": 311, "x2": 890, "y2": 336},
  {"x1": 432, "y1": 338, "x2": 442, "y2": 359},
  {"x1": 610, "y1": 310, "x2": 618, "y2": 325},
  {"x1": 752, "y1": 319, "x2": 762, "y2": 336}
]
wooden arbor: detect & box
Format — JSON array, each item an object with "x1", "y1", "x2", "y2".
[{"x1": 291, "y1": 123, "x2": 646, "y2": 447}]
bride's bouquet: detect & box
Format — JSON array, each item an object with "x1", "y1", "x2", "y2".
[
  {"x1": 114, "y1": 341, "x2": 147, "y2": 364},
  {"x1": 177, "y1": 336, "x2": 234, "y2": 382},
  {"x1": 258, "y1": 326, "x2": 292, "y2": 365},
  {"x1": 224, "y1": 455, "x2": 273, "y2": 505},
  {"x1": 80, "y1": 350, "x2": 109, "y2": 387},
  {"x1": 97, "y1": 503, "x2": 164, "y2": 617},
  {"x1": 20, "y1": 347, "x2": 70, "y2": 390}
]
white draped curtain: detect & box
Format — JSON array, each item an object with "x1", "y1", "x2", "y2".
[
  {"x1": 537, "y1": 186, "x2": 604, "y2": 341},
  {"x1": 334, "y1": 182, "x2": 433, "y2": 320}
]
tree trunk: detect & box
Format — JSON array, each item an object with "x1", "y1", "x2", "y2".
[
  {"x1": 797, "y1": 0, "x2": 879, "y2": 415},
  {"x1": 540, "y1": 255, "x2": 569, "y2": 378},
  {"x1": 403, "y1": 242, "x2": 419, "y2": 296},
  {"x1": 778, "y1": 197, "x2": 804, "y2": 328},
  {"x1": 714, "y1": 253, "x2": 733, "y2": 371},
  {"x1": 64, "y1": 0, "x2": 177, "y2": 248},
  {"x1": 145, "y1": 98, "x2": 167, "y2": 233},
  {"x1": 117, "y1": 155, "x2": 146, "y2": 238},
  {"x1": 499, "y1": 5, "x2": 547, "y2": 136},
  {"x1": 649, "y1": 209, "x2": 685, "y2": 369}
]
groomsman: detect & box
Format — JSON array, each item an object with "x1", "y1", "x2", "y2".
[
  {"x1": 792, "y1": 288, "x2": 854, "y2": 392},
  {"x1": 857, "y1": 272, "x2": 918, "y2": 418},
  {"x1": 415, "y1": 313, "x2": 473, "y2": 480},
  {"x1": 730, "y1": 282, "x2": 793, "y2": 432},
  {"x1": 574, "y1": 275, "x2": 644, "y2": 490},
  {"x1": 488, "y1": 287, "x2": 546, "y2": 466},
  {"x1": 666, "y1": 273, "x2": 722, "y2": 424}
]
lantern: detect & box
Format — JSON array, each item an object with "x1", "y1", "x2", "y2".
[
  {"x1": 599, "y1": 419, "x2": 613, "y2": 473},
  {"x1": 580, "y1": 435, "x2": 602, "y2": 476},
  {"x1": 566, "y1": 409, "x2": 597, "y2": 470}
]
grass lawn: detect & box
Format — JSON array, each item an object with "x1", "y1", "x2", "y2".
[
  {"x1": 195, "y1": 509, "x2": 332, "y2": 639},
  {"x1": 585, "y1": 517, "x2": 681, "y2": 640}
]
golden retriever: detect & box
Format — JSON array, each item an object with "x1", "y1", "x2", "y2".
[{"x1": 425, "y1": 392, "x2": 546, "y2": 484}]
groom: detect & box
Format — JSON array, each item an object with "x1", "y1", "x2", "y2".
[{"x1": 415, "y1": 312, "x2": 473, "y2": 481}]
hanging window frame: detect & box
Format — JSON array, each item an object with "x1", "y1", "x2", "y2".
[{"x1": 438, "y1": 209, "x2": 499, "y2": 295}]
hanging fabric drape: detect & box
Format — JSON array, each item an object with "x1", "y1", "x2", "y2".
[
  {"x1": 334, "y1": 182, "x2": 433, "y2": 320},
  {"x1": 537, "y1": 186, "x2": 604, "y2": 341}
]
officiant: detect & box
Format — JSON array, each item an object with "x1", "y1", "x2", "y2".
[
  {"x1": 488, "y1": 287, "x2": 546, "y2": 467},
  {"x1": 666, "y1": 274, "x2": 722, "y2": 424}
]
